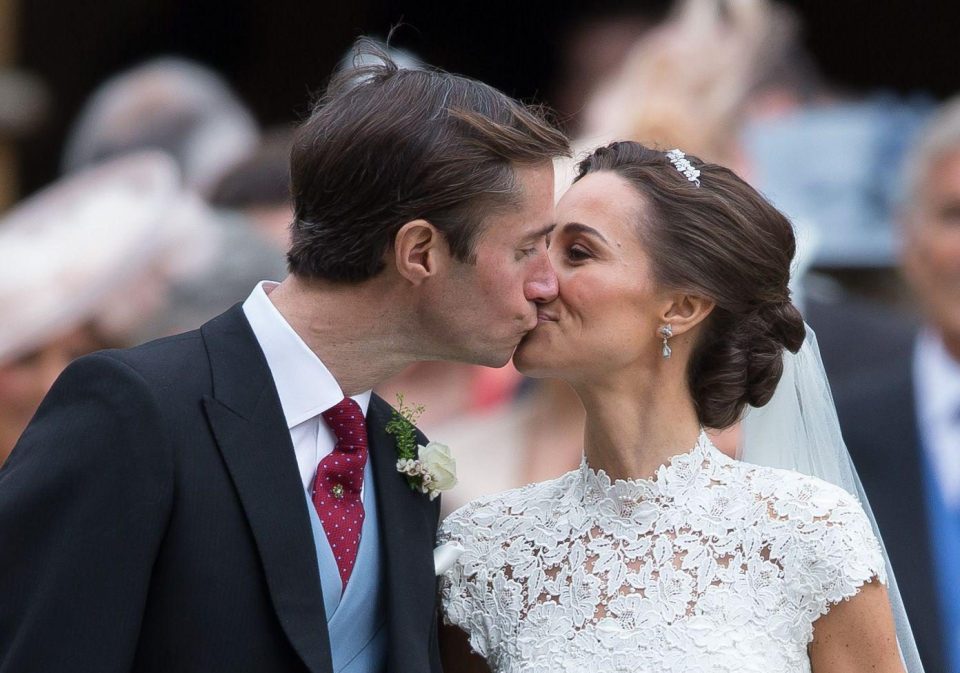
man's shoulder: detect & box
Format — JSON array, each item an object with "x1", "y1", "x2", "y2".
[
  {"x1": 102, "y1": 329, "x2": 209, "y2": 393},
  {"x1": 100, "y1": 305, "x2": 252, "y2": 396}
]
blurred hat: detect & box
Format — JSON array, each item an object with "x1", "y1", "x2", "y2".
[
  {"x1": 62, "y1": 57, "x2": 258, "y2": 196},
  {"x1": 0, "y1": 152, "x2": 179, "y2": 362}
]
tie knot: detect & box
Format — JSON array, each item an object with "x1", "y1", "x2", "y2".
[{"x1": 321, "y1": 398, "x2": 366, "y2": 450}]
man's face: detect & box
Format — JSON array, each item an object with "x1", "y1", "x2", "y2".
[
  {"x1": 422, "y1": 162, "x2": 559, "y2": 367},
  {"x1": 902, "y1": 148, "x2": 960, "y2": 348}
]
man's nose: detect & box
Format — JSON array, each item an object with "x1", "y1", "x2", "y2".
[{"x1": 524, "y1": 254, "x2": 559, "y2": 304}]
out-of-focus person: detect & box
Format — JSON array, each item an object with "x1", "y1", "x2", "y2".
[
  {"x1": 61, "y1": 56, "x2": 259, "y2": 196},
  {"x1": 208, "y1": 128, "x2": 295, "y2": 250},
  {"x1": 0, "y1": 152, "x2": 179, "y2": 464},
  {"x1": 125, "y1": 202, "x2": 290, "y2": 343},
  {"x1": 549, "y1": 8, "x2": 660, "y2": 135},
  {"x1": 576, "y1": 0, "x2": 796, "y2": 171},
  {"x1": 830, "y1": 94, "x2": 960, "y2": 673},
  {"x1": 56, "y1": 56, "x2": 290, "y2": 343}
]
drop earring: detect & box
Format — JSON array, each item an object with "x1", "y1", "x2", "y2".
[{"x1": 658, "y1": 325, "x2": 673, "y2": 359}]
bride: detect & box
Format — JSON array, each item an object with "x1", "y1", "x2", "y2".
[{"x1": 436, "y1": 142, "x2": 912, "y2": 673}]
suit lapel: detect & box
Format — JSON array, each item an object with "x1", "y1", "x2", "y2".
[
  {"x1": 201, "y1": 307, "x2": 333, "y2": 673},
  {"x1": 366, "y1": 395, "x2": 440, "y2": 673}
]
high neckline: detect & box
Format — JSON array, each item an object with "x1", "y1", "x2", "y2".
[{"x1": 578, "y1": 430, "x2": 717, "y2": 504}]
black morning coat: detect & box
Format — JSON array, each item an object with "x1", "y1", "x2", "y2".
[{"x1": 0, "y1": 305, "x2": 443, "y2": 673}]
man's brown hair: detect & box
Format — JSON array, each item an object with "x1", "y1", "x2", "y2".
[{"x1": 287, "y1": 40, "x2": 569, "y2": 282}]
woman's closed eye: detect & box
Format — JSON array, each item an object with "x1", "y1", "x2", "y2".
[{"x1": 565, "y1": 244, "x2": 593, "y2": 262}]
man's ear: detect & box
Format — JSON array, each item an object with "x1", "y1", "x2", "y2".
[
  {"x1": 660, "y1": 293, "x2": 715, "y2": 336},
  {"x1": 393, "y1": 219, "x2": 446, "y2": 285}
]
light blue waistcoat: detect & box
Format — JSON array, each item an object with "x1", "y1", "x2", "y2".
[{"x1": 305, "y1": 458, "x2": 387, "y2": 673}]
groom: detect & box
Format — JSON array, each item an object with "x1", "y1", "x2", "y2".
[{"x1": 0, "y1": 47, "x2": 568, "y2": 673}]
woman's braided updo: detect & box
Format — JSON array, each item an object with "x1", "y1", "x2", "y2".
[{"x1": 575, "y1": 141, "x2": 806, "y2": 429}]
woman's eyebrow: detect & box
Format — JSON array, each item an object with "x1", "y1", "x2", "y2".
[{"x1": 561, "y1": 222, "x2": 609, "y2": 244}]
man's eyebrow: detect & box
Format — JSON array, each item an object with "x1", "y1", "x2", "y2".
[{"x1": 561, "y1": 222, "x2": 609, "y2": 244}]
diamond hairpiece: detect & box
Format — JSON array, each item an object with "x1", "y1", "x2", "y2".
[{"x1": 665, "y1": 149, "x2": 701, "y2": 187}]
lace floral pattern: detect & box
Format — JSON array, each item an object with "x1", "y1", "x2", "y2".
[{"x1": 438, "y1": 433, "x2": 887, "y2": 673}]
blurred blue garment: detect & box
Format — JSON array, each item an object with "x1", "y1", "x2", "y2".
[
  {"x1": 742, "y1": 95, "x2": 934, "y2": 268},
  {"x1": 922, "y1": 452, "x2": 960, "y2": 673}
]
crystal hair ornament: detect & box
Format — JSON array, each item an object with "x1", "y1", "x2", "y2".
[{"x1": 666, "y1": 149, "x2": 701, "y2": 187}]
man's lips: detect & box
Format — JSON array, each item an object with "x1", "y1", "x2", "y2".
[{"x1": 536, "y1": 311, "x2": 558, "y2": 324}]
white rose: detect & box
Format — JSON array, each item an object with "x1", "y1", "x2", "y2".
[{"x1": 417, "y1": 442, "x2": 457, "y2": 492}]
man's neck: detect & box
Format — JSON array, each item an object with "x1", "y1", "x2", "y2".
[{"x1": 266, "y1": 275, "x2": 418, "y2": 395}]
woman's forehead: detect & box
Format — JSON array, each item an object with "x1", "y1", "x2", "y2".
[{"x1": 558, "y1": 171, "x2": 645, "y2": 233}]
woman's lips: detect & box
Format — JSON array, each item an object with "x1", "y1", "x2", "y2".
[{"x1": 536, "y1": 311, "x2": 558, "y2": 324}]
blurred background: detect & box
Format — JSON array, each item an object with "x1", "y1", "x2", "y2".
[{"x1": 1, "y1": 1, "x2": 958, "y2": 670}]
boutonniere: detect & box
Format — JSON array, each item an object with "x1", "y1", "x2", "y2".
[{"x1": 385, "y1": 394, "x2": 458, "y2": 501}]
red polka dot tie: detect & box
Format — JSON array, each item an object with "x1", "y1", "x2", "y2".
[{"x1": 312, "y1": 398, "x2": 368, "y2": 590}]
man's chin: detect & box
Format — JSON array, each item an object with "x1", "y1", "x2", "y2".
[
  {"x1": 512, "y1": 335, "x2": 554, "y2": 377},
  {"x1": 470, "y1": 341, "x2": 520, "y2": 369}
]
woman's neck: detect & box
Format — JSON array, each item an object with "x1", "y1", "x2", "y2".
[{"x1": 573, "y1": 362, "x2": 702, "y2": 482}]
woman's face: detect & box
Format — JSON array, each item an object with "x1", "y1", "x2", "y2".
[{"x1": 513, "y1": 170, "x2": 669, "y2": 380}]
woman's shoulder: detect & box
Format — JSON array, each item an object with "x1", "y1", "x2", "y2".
[
  {"x1": 726, "y1": 456, "x2": 886, "y2": 573},
  {"x1": 439, "y1": 468, "x2": 579, "y2": 544},
  {"x1": 726, "y1": 458, "x2": 888, "y2": 628},
  {"x1": 717, "y1": 452, "x2": 865, "y2": 522}
]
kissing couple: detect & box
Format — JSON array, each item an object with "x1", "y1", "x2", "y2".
[{"x1": 0, "y1": 43, "x2": 921, "y2": 673}]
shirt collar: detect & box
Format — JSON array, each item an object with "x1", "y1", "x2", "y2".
[
  {"x1": 242, "y1": 281, "x2": 372, "y2": 429},
  {"x1": 915, "y1": 329, "x2": 960, "y2": 425}
]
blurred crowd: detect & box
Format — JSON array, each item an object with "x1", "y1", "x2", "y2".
[{"x1": 1, "y1": 1, "x2": 958, "y2": 670}]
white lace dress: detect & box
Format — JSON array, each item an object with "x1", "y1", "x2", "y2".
[{"x1": 438, "y1": 432, "x2": 887, "y2": 673}]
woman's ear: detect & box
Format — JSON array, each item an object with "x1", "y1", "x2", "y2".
[
  {"x1": 660, "y1": 293, "x2": 715, "y2": 336},
  {"x1": 393, "y1": 219, "x2": 446, "y2": 285}
]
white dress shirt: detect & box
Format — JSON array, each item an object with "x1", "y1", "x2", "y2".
[
  {"x1": 915, "y1": 329, "x2": 960, "y2": 509},
  {"x1": 242, "y1": 281, "x2": 372, "y2": 498}
]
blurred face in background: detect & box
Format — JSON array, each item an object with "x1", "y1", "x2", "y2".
[
  {"x1": 902, "y1": 147, "x2": 960, "y2": 358},
  {"x1": 0, "y1": 324, "x2": 104, "y2": 464}
]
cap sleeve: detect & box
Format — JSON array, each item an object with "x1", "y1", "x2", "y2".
[{"x1": 780, "y1": 478, "x2": 888, "y2": 628}]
